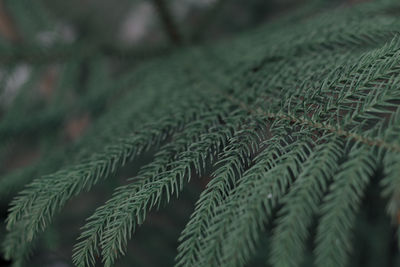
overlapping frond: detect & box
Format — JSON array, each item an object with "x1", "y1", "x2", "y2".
[
  {"x1": 270, "y1": 137, "x2": 345, "y2": 267},
  {"x1": 192, "y1": 124, "x2": 314, "y2": 267},
  {"x1": 77, "y1": 107, "x2": 249, "y2": 267},
  {"x1": 3, "y1": 104, "x2": 192, "y2": 260},
  {"x1": 71, "y1": 103, "x2": 243, "y2": 267},
  {"x1": 314, "y1": 145, "x2": 377, "y2": 267},
  {"x1": 175, "y1": 119, "x2": 269, "y2": 267}
]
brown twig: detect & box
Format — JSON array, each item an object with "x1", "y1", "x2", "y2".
[
  {"x1": 0, "y1": 0, "x2": 21, "y2": 42},
  {"x1": 223, "y1": 92, "x2": 400, "y2": 153},
  {"x1": 152, "y1": 0, "x2": 182, "y2": 45}
]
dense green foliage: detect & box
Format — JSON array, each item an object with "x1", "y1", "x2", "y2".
[{"x1": 1, "y1": 0, "x2": 400, "y2": 266}]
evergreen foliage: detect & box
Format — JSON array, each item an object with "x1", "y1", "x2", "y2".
[{"x1": 1, "y1": 0, "x2": 400, "y2": 266}]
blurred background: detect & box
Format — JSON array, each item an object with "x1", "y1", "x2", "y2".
[{"x1": 0, "y1": 0, "x2": 394, "y2": 266}]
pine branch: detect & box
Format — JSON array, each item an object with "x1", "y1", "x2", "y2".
[
  {"x1": 224, "y1": 92, "x2": 400, "y2": 153},
  {"x1": 3, "y1": 1, "x2": 400, "y2": 266}
]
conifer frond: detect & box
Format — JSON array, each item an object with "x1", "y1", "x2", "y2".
[
  {"x1": 4, "y1": 110, "x2": 190, "y2": 257},
  {"x1": 270, "y1": 137, "x2": 345, "y2": 267},
  {"x1": 314, "y1": 145, "x2": 377, "y2": 267},
  {"x1": 381, "y1": 152, "x2": 400, "y2": 244},
  {"x1": 89, "y1": 111, "x2": 250, "y2": 267},
  {"x1": 175, "y1": 120, "x2": 269, "y2": 267},
  {"x1": 193, "y1": 125, "x2": 315, "y2": 267},
  {"x1": 2, "y1": 0, "x2": 400, "y2": 266},
  {"x1": 71, "y1": 106, "x2": 243, "y2": 267}
]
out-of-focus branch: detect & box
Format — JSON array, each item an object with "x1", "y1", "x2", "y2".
[
  {"x1": 0, "y1": 0, "x2": 21, "y2": 42},
  {"x1": 0, "y1": 43, "x2": 172, "y2": 64},
  {"x1": 152, "y1": 0, "x2": 182, "y2": 45},
  {"x1": 191, "y1": 0, "x2": 229, "y2": 42}
]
